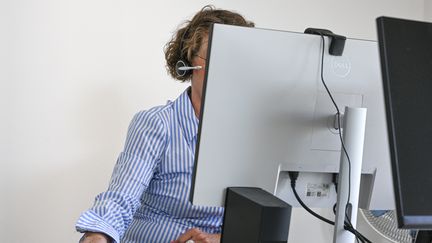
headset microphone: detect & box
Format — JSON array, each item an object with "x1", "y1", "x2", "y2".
[
  {"x1": 175, "y1": 60, "x2": 202, "y2": 77},
  {"x1": 178, "y1": 66, "x2": 202, "y2": 71}
]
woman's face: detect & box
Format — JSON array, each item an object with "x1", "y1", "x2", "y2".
[{"x1": 190, "y1": 35, "x2": 208, "y2": 103}]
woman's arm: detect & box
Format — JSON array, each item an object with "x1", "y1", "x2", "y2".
[{"x1": 76, "y1": 110, "x2": 167, "y2": 242}]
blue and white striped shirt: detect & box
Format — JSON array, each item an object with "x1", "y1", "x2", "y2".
[{"x1": 76, "y1": 88, "x2": 224, "y2": 243}]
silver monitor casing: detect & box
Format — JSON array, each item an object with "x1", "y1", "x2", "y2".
[{"x1": 191, "y1": 24, "x2": 394, "y2": 210}]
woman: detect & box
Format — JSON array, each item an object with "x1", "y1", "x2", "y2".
[{"x1": 76, "y1": 5, "x2": 254, "y2": 243}]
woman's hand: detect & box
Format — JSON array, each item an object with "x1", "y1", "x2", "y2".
[
  {"x1": 79, "y1": 232, "x2": 111, "y2": 243},
  {"x1": 171, "y1": 228, "x2": 220, "y2": 243}
]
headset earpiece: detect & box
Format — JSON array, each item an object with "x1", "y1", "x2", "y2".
[{"x1": 176, "y1": 60, "x2": 189, "y2": 77}]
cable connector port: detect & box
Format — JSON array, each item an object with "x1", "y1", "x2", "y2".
[{"x1": 288, "y1": 171, "x2": 299, "y2": 187}]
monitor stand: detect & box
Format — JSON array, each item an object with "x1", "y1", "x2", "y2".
[{"x1": 333, "y1": 107, "x2": 367, "y2": 243}]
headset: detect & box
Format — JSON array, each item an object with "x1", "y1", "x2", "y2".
[{"x1": 175, "y1": 26, "x2": 203, "y2": 77}]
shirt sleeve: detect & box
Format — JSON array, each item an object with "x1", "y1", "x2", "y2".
[{"x1": 76, "y1": 109, "x2": 167, "y2": 243}]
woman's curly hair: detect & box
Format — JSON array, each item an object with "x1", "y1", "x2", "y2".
[{"x1": 164, "y1": 5, "x2": 254, "y2": 82}]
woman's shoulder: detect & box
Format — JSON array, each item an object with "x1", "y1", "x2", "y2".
[{"x1": 132, "y1": 102, "x2": 174, "y2": 129}]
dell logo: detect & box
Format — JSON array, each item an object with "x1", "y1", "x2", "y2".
[{"x1": 331, "y1": 56, "x2": 351, "y2": 78}]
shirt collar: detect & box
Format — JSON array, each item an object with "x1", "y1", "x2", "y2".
[{"x1": 173, "y1": 87, "x2": 199, "y2": 143}]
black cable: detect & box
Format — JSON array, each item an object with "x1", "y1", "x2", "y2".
[
  {"x1": 332, "y1": 173, "x2": 338, "y2": 194},
  {"x1": 289, "y1": 171, "x2": 373, "y2": 243},
  {"x1": 344, "y1": 225, "x2": 366, "y2": 243},
  {"x1": 350, "y1": 224, "x2": 372, "y2": 243},
  {"x1": 344, "y1": 223, "x2": 372, "y2": 243},
  {"x1": 285, "y1": 36, "x2": 371, "y2": 243},
  {"x1": 332, "y1": 190, "x2": 360, "y2": 242},
  {"x1": 317, "y1": 35, "x2": 372, "y2": 243},
  {"x1": 344, "y1": 215, "x2": 362, "y2": 243},
  {"x1": 289, "y1": 172, "x2": 335, "y2": 226},
  {"x1": 318, "y1": 34, "x2": 357, "y2": 241},
  {"x1": 318, "y1": 34, "x2": 353, "y2": 205}
]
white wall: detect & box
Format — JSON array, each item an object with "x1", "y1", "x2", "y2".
[
  {"x1": 426, "y1": 0, "x2": 432, "y2": 21},
  {"x1": 0, "y1": 0, "x2": 426, "y2": 242}
]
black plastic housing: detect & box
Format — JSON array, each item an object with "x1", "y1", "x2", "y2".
[{"x1": 222, "y1": 187, "x2": 292, "y2": 243}]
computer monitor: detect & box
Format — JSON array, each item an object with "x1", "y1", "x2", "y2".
[
  {"x1": 190, "y1": 24, "x2": 394, "y2": 211},
  {"x1": 377, "y1": 16, "x2": 432, "y2": 229}
]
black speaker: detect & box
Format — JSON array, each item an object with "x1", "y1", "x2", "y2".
[
  {"x1": 415, "y1": 231, "x2": 432, "y2": 243},
  {"x1": 221, "y1": 187, "x2": 292, "y2": 243}
]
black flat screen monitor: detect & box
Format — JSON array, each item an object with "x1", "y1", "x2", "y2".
[{"x1": 377, "y1": 16, "x2": 432, "y2": 229}]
